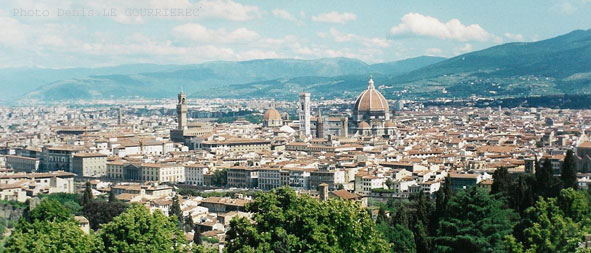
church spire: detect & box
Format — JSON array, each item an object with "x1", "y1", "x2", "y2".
[{"x1": 368, "y1": 75, "x2": 374, "y2": 89}]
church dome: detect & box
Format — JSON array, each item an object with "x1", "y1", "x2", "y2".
[
  {"x1": 358, "y1": 121, "x2": 371, "y2": 129},
  {"x1": 263, "y1": 108, "x2": 282, "y2": 121},
  {"x1": 354, "y1": 77, "x2": 389, "y2": 113}
]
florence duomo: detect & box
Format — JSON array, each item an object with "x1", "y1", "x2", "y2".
[{"x1": 2, "y1": 0, "x2": 591, "y2": 252}]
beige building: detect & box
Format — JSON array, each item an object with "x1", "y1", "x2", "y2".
[
  {"x1": 0, "y1": 182, "x2": 27, "y2": 202},
  {"x1": 111, "y1": 183, "x2": 173, "y2": 197},
  {"x1": 107, "y1": 162, "x2": 185, "y2": 183},
  {"x1": 226, "y1": 167, "x2": 259, "y2": 188},
  {"x1": 141, "y1": 163, "x2": 185, "y2": 183},
  {"x1": 201, "y1": 139, "x2": 271, "y2": 154},
  {"x1": 106, "y1": 161, "x2": 125, "y2": 179},
  {"x1": 72, "y1": 153, "x2": 107, "y2": 177},
  {"x1": 185, "y1": 164, "x2": 209, "y2": 186},
  {"x1": 0, "y1": 171, "x2": 75, "y2": 201},
  {"x1": 258, "y1": 168, "x2": 284, "y2": 190}
]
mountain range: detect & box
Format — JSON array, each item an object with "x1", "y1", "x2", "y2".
[{"x1": 3, "y1": 28, "x2": 591, "y2": 102}]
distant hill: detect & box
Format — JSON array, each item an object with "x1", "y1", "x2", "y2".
[
  {"x1": 399, "y1": 29, "x2": 591, "y2": 81},
  {"x1": 13, "y1": 29, "x2": 591, "y2": 102},
  {"x1": 371, "y1": 56, "x2": 446, "y2": 76},
  {"x1": 20, "y1": 56, "x2": 444, "y2": 101},
  {"x1": 384, "y1": 29, "x2": 591, "y2": 99}
]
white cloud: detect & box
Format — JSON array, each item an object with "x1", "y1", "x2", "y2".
[
  {"x1": 272, "y1": 9, "x2": 297, "y2": 22},
  {"x1": 425, "y1": 48, "x2": 443, "y2": 56},
  {"x1": 197, "y1": 0, "x2": 261, "y2": 21},
  {"x1": 454, "y1": 43, "x2": 473, "y2": 55},
  {"x1": 329, "y1": 28, "x2": 355, "y2": 42},
  {"x1": 0, "y1": 17, "x2": 27, "y2": 47},
  {"x1": 173, "y1": 23, "x2": 260, "y2": 43},
  {"x1": 236, "y1": 49, "x2": 281, "y2": 60},
  {"x1": 327, "y1": 28, "x2": 391, "y2": 48},
  {"x1": 504, "y1": 33, "x2": 525, "y2": 42},
  {"x1": 362, "y1": 37, "x2": 390, "y2": 48},
  {"x1": 312, "y1": 11, "x2": 357, "y2": 24},
  {"x1": 289, "y1": 42, "x2": 385, "y2": 63},
  {"x1": 390, "y1": 13, "x2": 493, "y2": 42},
  {"x1": 558, "y1": 2, "x2": 576, "y2": 14}
]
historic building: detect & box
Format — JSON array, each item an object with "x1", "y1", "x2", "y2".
[
  {"x1": 170, "y1": 90, "x2": 213, "y2": 149},
  {"x1": 295, "y1": 77, "x2": 393, "y2": 138},
  {"x1": 310, "y1": 110, "x2": 348, "y2": 138},
  {"x1": 351, "y1": 76, "x2": 395, "y2": 137},
  {"x1": 298, "y1": 92, "x2": 311, "y2": 137},
  {"x1": 262, "y1": 108, "x2": 283, "y2": 127},
  {"x1": 72, "y1": 152, "x2": 107, "y2": 177}
]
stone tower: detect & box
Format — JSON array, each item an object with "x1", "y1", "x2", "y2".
[
  {"x1": 177, "y1": 90, "x2": 187, "y2": 130},
  {"x1": 298, "y1": 92, "x2": 311, "y2": 137},
  {"x1": 117, "y1": 107, "x2": 122, "y2": 125},
  {"x1": 316, "y1": 108, "x2": 324, "y2": 138}
]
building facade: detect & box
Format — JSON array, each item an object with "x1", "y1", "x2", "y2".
[{"x1": 72, "y1": 153, "x2": 107, "y2": 177}]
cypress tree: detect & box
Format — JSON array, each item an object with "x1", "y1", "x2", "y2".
[
  {"x1": 535, "y1": 158, "x2": 555, "y2": 198},
  {"x1": 491, "y1": 167, "x2": 512, "y2": 196},
  {"x1": 430, "y1": 175, "x2": 451, "y2": 235},
  {"x1": 170, "y1": 195, "x2": 183, "y2": 226},
  {"x1": 193, "y1": 224, "x2": 202, "y2": 245},
  {"x1": 561, "y1": 150, "x2": 578, "y2": 190},
  {"x1": 108, "y1": 190, "x2": 117, "y2": 203},
  {"x1": 81, "y1": 181, "x2": 93, "y2": 206},
  {"x1": 184, "y1": 215, "x2": 194, "y2": 233}
]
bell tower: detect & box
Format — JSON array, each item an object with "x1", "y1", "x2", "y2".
[
  {"x1": 298, "y1": 92, "x2": 311, "y2": 137},
  {"x1": 177, "y1": 90, "x2": 187, "y2": 130}
]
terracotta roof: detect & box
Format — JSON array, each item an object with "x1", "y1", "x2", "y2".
[
  {"x1": 358, "y1": 121, "x2": 371, "y2": 129},
  {"x1": 74, "y1": 153, "x2": 107, "y2": 158},
  {"x1": 263, "y1": 108, "x2": 282, "y2": 121},
  {"x1": 354, "y1": 77, "x2": 389, "y2": 113},
  {"x1": 330, "y1": 189, "x2": 360, "y2": 200}
]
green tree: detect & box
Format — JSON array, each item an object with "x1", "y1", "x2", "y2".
[
  {"x1": 6, "y1": 199, "x2": 99, "y2": 252},
  {"x1": 377, "y1": 221, "x2": 415, "y2": 253},
  {"x1": 82, "y1": 200, "x2": 128, "y2": 230},
  {"x1": 536, "y1": 158, "x2": 561, "y2": 198},
  {"x1": 28, "y1": 198, "x2": 71, "y2": 223},
  {"x1": 557, "y1": 188, "x2": 591, "y2": 229},
  {"x1": 185, "y1": 215, "x2": 194, "y2": 233},
  {"x1": 170, "y1": 195, "x2": 183, "y2": 226},
  {"x1": 410, "y1": 192, "x2": 433, "y2": 252},
  {"x1": 430, "y1": 175, "x2": 452, "y2": 235},
  {"x1": 225, "y1": 187, "x2": 389, "y2": 252},
  {"x1": 506, "y1": 193, "x2": 584, "y2": 252},
  {"x1": 491, "y1": 167, "x2": 512, "y2": 196},
  {"x1": 509, "y1": 174, "x2": 536, "y2": 214},
  {"x1": 433, "y1": 187, "x2": 517, "y2": 252},
  {"x1": 40, "y1": 193, "x2": 82, "y2": 215},
  {"x1": 108, "y1": 190, "x2": 117, "y2": 203},
  {"x1": 193, "y1": 224, "x2": 202, "y2": 245},
  {"x1": 211, "y1": 169, "x2": 227, "y2": 187},
  {"x1": 81, "y1": 181, "x2": 93, "y2": 207},
  {"x1": 5, "y1": 219, "x2": 99, "y2": 253},
  {"x1": 562, "y1": 150, "x2": 579, "y2": 190},
  {"x1": 98, "y1": 204, "x2": 186, "y2": 252}
]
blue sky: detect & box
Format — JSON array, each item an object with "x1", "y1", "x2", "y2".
[{"x1": 1, "y1": 0, "x2": 590, "y2": 68}]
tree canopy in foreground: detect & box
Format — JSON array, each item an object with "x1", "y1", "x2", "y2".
[{"x1": 225, "y1": 187, "x2": 389, "y2": 253}]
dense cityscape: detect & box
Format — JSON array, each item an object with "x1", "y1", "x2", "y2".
[
  {"x1": 0, "y1": 76, "x2": 590, "y2": 252},
  {"x1": 3, "y1": 0, "x2": 591, "y2": 252}
]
